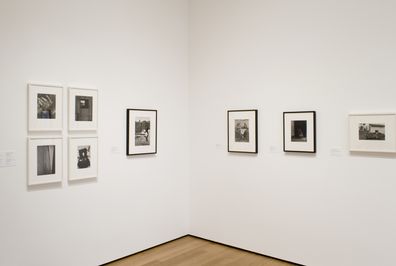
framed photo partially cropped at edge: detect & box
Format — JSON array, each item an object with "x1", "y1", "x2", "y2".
[
  {"x1": 349, "y1": 113, "x2": 396, "y2": 153},
  {"x1": 283, "y1": 111, "x2": 316, "y2": 153},
  {"x1": 126, "y1": 109, "x2": 157, "y2": 156},
  {"x1": 28, "y1": 83, "x2": 63, "y2": 131},
  {"x1": 227, "y1": 109, "x2": 258, "y2": 153},
  {"x1": 69, "y1": 87, "x2": 98, "y2": 131}
]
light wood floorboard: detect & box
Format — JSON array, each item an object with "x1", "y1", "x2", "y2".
[{"x1": 105, "y1": 236, "x2": 297, "y2": 266}]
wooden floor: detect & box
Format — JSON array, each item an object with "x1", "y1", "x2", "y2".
[{"x1": 105, "y1": 236, "x2": 297, "y2": 266}]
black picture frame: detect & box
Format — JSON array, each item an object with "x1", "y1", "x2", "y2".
[
  {"x1": 126, "y1": 109, "x2": 157, "y2": 156},
  {"x1": 227, "y1": 109, "x2": 258, "y2": 154},
  {"x1": 283, "y1": 111, "x2": 316, "y2": 153}
]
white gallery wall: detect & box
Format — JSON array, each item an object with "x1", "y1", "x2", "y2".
[
  {"x1": 189, "y1": 1, "x2": 396, "y2": 266},
  {"x1": 2, "y1": 0, "x2": 396, "y2": 266},
  {"x1": 0, "y1": 1, "x2": 190, "y2": 265}
]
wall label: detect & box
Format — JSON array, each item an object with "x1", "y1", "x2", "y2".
[{"x1": 0, "y1": 151, "x2": 16, "y2": 167}]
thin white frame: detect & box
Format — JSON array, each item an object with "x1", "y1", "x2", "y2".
[
  {"x1": 28, "y1": 137, "x2": 63, "y2": 186},
  {"x1": 28, "y1": 83, "x2": 63, "y2": 131},
  {"x1": 68, "y1": 136, "x2": 98, "y2": 181},
  {"x1": 69, "y1": 87, "x2": 98, "y2": 131},
  {"x1": 349, "y1": 113, "x2": 396, "y2": 153}
]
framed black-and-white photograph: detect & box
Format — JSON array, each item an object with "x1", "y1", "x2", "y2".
[
  {"x1": 28, "y1": 137, "x2": 63, "y2": 185},
  {"x1": 127, "y1": 109, "x2": 157, "y2": 155},
  {"x1": 69, "y1": 87, "x2": 98, "y2": 131},
  {"x1": 349, "y1": 113, "x2": 396, "y2": 153},
  {"x1": 283, "y1": 111, "x2": 316, "y2": 153},
  {"x1": 227, "y1": 110, "x2": 258, "y2": 153},
  {"x1": 28, "y1": 84, "x2": 63, "y2": 131},
  {"x1": 69, "y1": 137, "x2": 98, "y2": 181}
]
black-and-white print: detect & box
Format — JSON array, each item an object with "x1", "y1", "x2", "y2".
[
  {"x1": 235, "y1": 119, "x2": 249, "y2": 142},
  {"x1": 37, "y1": 145, "x2": 56, "y2": 176},
  {"x1": 291, "y1": 120, "x2": 307, "y2": 142},
  {"x1": 135, "y1": 117, "x2": 150, "y2": 146},
  {"x1": 127, "y1": 109, "x2": 157, "y2": 155},
  {"x1": 75, "y1": 96, "x2": 93, "y2": 121},
  {"x1": 359, "y1": 123, "x2": 385, "y2": 141},
  {"x1": 37, "y1": 94, "x2": 56, "y2": 119},
  {"x1": 77, "y1": 145, "x2": 91, "y2": 169}
]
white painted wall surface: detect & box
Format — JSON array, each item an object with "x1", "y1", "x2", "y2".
[
  {"x1": 0, "y1": 1, "x2": 190, "y2": 265},
  {"x1": 189, "y1": 1, "x2": 396, "y2": 265},
  {"x1": 2, "y1": 1, "x2": 396, "y2": 265}
]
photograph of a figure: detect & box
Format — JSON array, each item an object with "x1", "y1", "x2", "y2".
[
  {"x1": 37, "y1": 145, "x2": 56, "y2": 176},
  {"x1": 75, "y1": 96, "x2": 93, "y2": 121},
  {"x1": 127, "y1": 109, "x2": 157, "y2": 156},
  {"x1": 291, "y1": 120, "x2": 307, "y2": 142},
  {"x1": 135, "y1": 117, "x2": 150, "y2": 146},
  {"x1": 359, "y1": 123, "x2": 385, "y2": 140},
  {"x1": 77, "y1": 145, "x2": 91, "y2": 169},
  {"x1": 37, "y1": 94, "x2": 56, "y2": 119},
  {"x1": 227, "y1": 110, "x2": 257, "y2": 153},
  {"x1": 235, "y1": 119, "x2": 249, "y2": 142}
]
